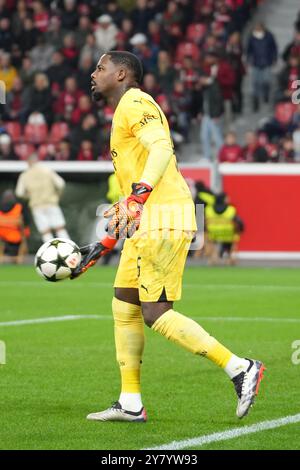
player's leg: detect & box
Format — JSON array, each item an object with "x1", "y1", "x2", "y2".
[
  {"x1": 0, "y1": 240, "x2": 3, "y2": 263},
  {"x1": 262, "y1": 67, "x2": 271, "y2": 104},
  {"x1": 208, "y1": 240, "x2": 220, "y2": 265},
  {"x1": 41, "y1": 230, "x2": 53, "y2": 243},
  {"x1": 86, "y1": 239, "x2": 147, "y2": 422},
  {"x1": 49, "y1": 205, "x2": 70, "y2": 239},
  {"x1": 54, "y1": 225, "x2": 69, "y2": 239},
  {"x1": 142, "y1": 299, "x2": 236, "y2": 371},
  {"x1": 221, "y1": 242, "x2": 236, "y2": 266},
  {"x1": 143, "y1": 300, "x2": 265, "y2": 418},
  {"x1": 138, "y1": 230, "x2": 265, "y2": 419},
  {"x1": 200, "y1": 115, "x2": 212, "y2": 160},
  {"x1": 113, "y1": 286, "x2": 144, "y2": 413},
  {"x1": 31, "y1": 207, "x2": 53, "y2": 243},
  {"x1": 252, "y1": 67, "x2": 261, "y2": 112},
  {"x1": 1, "y1": 241, "x2": 20, "y2": 264}
]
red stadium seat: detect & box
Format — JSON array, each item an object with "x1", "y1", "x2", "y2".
[
  {"x1": 14, "y1": 143, "x2": 36, "y2": 160},
  {"x1": 4, "y1": 122, "x2": 22, "y2": 142},
  {"x1": 49, "y1": 122, "x2": 69, "y2": 144},
  {"x1": 186, "y1": 23, "x2": 207, "y2": 43},
  {"x1": 38, "y1": 143, "x2": 56, "y2": 160},
  {"x1": 24, "y1": 123, "x2": 48, "y2": 144}
]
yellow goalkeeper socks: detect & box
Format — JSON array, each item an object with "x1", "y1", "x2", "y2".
[
  {"x1": 112, "y1": 297, "x2": 145, "y2": 406},
  {"x1": 152, "y1": 309, "x2": 232, "y2": 368}
]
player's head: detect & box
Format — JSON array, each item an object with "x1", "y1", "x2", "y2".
[
  {"x1": 91, "y1": 51, "x2": 143, "y2": 100},
  {"x1": 27, "y1": 153, "x2": 39, "y2": 167},
  {"x1": 215, "y1": 192, "x2": 229, "y2": 207},
  {"x1": 1, "y1": 189, "x2": 16, "y2": 205}
]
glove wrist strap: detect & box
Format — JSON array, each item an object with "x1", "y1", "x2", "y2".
[
  {"x1": 131, "y1": 182, "x2": 152, "y2": 204},
  {"x1": 101, "y1": 236, "x2": 117, "y2": 250}
]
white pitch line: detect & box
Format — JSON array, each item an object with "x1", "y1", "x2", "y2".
[
  {"x1": 194, "y1": 316, "x2": 300, "y2": 323},
  {"x1": 144, "y1": 413, "x2": 300, "y2": 450},
  {"x1": 1, "y1": 315, "x2": 300, "y2": 328},
  {"x1": 0, "y1": 281, "x2": 113, "y2": 288},
  {"x1": 184, "y1": 284, "x2": 300, "y2": 292},
  {"x1": 0, "y1": 315, "x2": 106, "y2": 327}
]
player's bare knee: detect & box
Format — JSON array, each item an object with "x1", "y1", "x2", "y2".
[
  {"x1": 141, "y1": 301, "x2": 173, "y2": 328},
  {"x1": 141, "y1": 305, "x2": 156, "y2": 327}
]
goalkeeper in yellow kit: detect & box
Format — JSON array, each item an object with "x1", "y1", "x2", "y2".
[{"x1": 73, "y1": 51, "x2": 265, "y2": 422}]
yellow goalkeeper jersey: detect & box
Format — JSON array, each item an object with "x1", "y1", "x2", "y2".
[{"x1": 110, "y1": 87, "x2": 197, "y2": 232}]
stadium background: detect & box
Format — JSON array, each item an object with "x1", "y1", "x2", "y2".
[{"x1": 1, "y1": 0, "x2": 300, "y2": 258}]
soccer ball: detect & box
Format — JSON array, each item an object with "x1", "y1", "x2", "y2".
[{"x1": 35, "y1": 238, "x2": 82, "y2": 282}]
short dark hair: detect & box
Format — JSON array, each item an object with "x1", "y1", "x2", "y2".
[{"x1": 107, "y1": 50, "x2": 143, "y2": 85}]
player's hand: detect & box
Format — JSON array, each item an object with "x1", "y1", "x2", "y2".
[
  {"x1": 70, "y1": 236, "x2": 117, "y2": 279},
  {"x1": 104, "y1": 182, "x2": 152, "y2": 239}
]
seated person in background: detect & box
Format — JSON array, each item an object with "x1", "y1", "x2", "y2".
[
  {"x1": 77, "y1": 140, "x2": 95, "y2": 161},
  {"x1": 279, "y1": 135, "x2": 295, "y2": 162},
  {"x1": 257, "y1": 133, "x2": 279, "y2": 162},
  {"x1": 218, "y1": 131, "x2": 243, "y2": 163},
  {"x1": 243, "y1": 131, "x2": 269, "y2": 162},
  {"x1": 205, "y1": 192, "x2": 244, "y2": 266},
  {"x1": 0, "y1": 190, "x2": 30, "y2": 264},
  {"x1": 45, "y1": 139, "x2": 75, "y2": 161},
  {"x1": 0, "y1": 134, "x2": 18, "y2": 160},
  {"x1": 261, "y1": 100, "x2": 296, "y2": 141}
]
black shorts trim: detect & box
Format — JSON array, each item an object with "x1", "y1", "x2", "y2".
[{"x1": 158, "y1": 286, "x2": 168, "y2": 302}]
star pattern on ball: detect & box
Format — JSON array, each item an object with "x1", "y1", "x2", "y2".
[
  {"x1": 50, "y1": 239, "x2": 62, "y2": 248},
  {"x1": 50, "y1": 254, "x2": 69, "y2": 269},
  {"x1": 44, "y1": 274, "x2": 58, "y2": 282},
  {"x1": 35, "y1": 255, "x2": 45, "y2": 269}
]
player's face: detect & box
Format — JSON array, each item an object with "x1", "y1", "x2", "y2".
[{"x1": 91, "y1": 54, "x2": 119, "y2": 100}]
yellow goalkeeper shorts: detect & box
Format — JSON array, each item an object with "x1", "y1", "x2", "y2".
[{"x1": 114, "y1": 230, "x2": 193, "y2": 302}]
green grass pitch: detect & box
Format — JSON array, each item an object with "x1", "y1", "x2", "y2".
[{"x1": 0, "y1": 265, "x2": 300, "y2": 450}]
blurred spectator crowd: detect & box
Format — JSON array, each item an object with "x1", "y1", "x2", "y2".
[
  {"x1": 0, "y1": 0, "x2": 298, "y2": 164},
  {"x1": 219, "y1": 11, "x2": 300, "y2": 164},
  {"x1": 0, "y1": 0, "x2": 260, "y2": 162}
]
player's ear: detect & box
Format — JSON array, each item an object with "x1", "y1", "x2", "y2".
[{"x1": 117, "y1": 67, "x2": 126, "y2": 82}]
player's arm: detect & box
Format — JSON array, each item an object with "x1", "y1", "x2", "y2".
[
  {"x1": 15, "y1": 175, "x2": 27, "y2": 200},
  {"x1": 104, "y1": 100, "x2": 173, "y2": 238},
  {"x1": 234, "y1": 215, "x2": 244, "y2": 234},
  {"x1": 51, "y1": 171, "x2": 66, "y2": 196}
]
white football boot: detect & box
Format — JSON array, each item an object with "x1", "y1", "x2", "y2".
[
  {"x1": 232, "y1": 359, "x2": 266, "y2": 419},
  {"x1": 86, "y1": 401, "x2": 147, "y2": 422}
]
